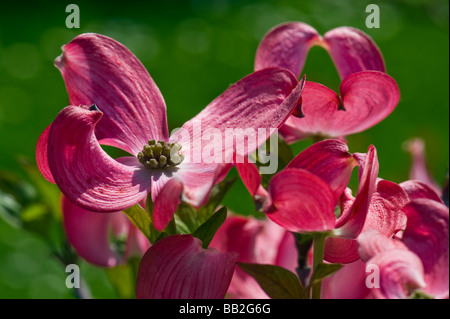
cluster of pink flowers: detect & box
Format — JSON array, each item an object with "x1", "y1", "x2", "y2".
[{"x1": 36, "y1": 22, "x2": 448, "y2": 299}]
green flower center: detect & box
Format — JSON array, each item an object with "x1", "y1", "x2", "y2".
[{"x1": 137, "y1": 139, "x2": 184, "y2": 169}]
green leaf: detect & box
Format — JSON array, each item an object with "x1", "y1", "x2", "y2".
[
  {"x1": 18, "y1": 157, "x2": 61, "y2": 218},
  {"x1": 238, "y1": 263, "x2": 305, "y2": 299},
  {"x1": 174, "y1": 202, "x2": 199, "y2": 234},
  {"x1": 123, "y1": 204, "x2": 159, "y2": 244},
  {"x1": 106, "y1": 257, "x2": 140, "y2": 299},
  {"x1": 196, "y1": 177, "x2": 236, "y2": 218},
  {"x1": 309, "y1": 263, "x2": 342, "y2": 286},
  {"x1": 21, "y1": 203, "x2": 49, "y2": 222},
  {"x1": 276, "y1": 136, "x2": 295, "y2": 168},
  {"x1": 175, "y1": 177, "x2": 236, "y2": 234},
  {"x1": 256, "y1": 136, "x2": 294, "y2": 188},
  {"x1": 193, "y1": 206, "x2": 227, "y2": 248},
  {"x1": 0, "y1": 190, "x2": 22, "y2": 227}
]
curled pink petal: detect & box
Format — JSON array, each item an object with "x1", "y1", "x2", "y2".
[
  {"x1": 55, "y1": 33, "x2": 168, "y2": 155},
  {"x1": 357, "y1": 229, "x2": 407, "y2": 263},
  {"x1": 47, "y1": 106, "x2": 152, "y2": 212},
  {"x1": 368, "y1": 249, "x2": 426, "y2": 299},
  {"x1": 322, "y1": 27, "x2": 385, "y2": 79},
  {"x1": 268, "y1": 168, "x2": 336, "y2": 233},
  {"x1": 402, "y1": 199, "x2": 449, "y2": 298},
  {"x1": 287, "y1": 139, "x2": 358, "y2": 202},
  {"x1": 325, "y1": 180, "x2": 409, "y2": 263},
  {"x1": 280, "y1": 71, "x2": 399, "y2": 140},
  {"x1": 235, "y1": 161, "x2": 272, "y2": 211},
  {"x1": 363, "y1": 180, "x2": 409, "y2": 236},
  {"x1": 400, "y1": 180, "x2": 443, "y2": 203},
  {"x1": 171, "y1": 68, "x2": 304, "y2": 163},
  {"x1": 279, "y1": 82, "x2": 340, "y2": 142},
  {"x1": 235, "y1": 161, "x2": 261, "y2": 197},
  {"x1": 255, "y1": 22, "x2": 320, "y2": 78},
  {"x1": 335, "y1": 145, "x2": 378, "y2": 238},
  {"x1": 338, "y1": 71, "x2": 399, "y2": 136},
  {"x1": 36, "y1": 124, "x2": 55, "y2": 183},
  {"x1": 62, "y1": 196, "x2": 128, "y2": 267},
  {"x1": 136, "y1": 235, "x2": 238, "y2": 299},
  {"x1": 152, "y1": 178, "x2": 184, "y2": 231}
]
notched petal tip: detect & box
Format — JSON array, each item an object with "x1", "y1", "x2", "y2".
[
  {"x1": 291, "y1": 96, "x2": 304, "y2": 118},
  {"x1": 54, "y1": 50, "x2": 66, "y2": 69},
  {"x1": 89, "y1": 104, "x2": 101, "y2": 112}
]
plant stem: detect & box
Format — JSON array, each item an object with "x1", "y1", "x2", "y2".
[{"x1": 311, "y1": 233, "x2": 326, "y2": 299}]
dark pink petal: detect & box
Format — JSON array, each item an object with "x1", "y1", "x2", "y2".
[
  {"x1": 402, "y1": 199, "x2": 449, "y2": 298},
  {"x1": 404, "y1": 138, "x2": 441, "y2": 194},
  {"x1": 171, "y1": 68, "x2": 304, "y2": 163},
  {"x1": 280, "y1": 71, "x2": 399, "y2": 140},
  {"x1": 47, "y1": 106, "x2": 152, "y2": 212},
  {"x1": 287, "y1": 139, "x2": 358, "y2": 202},
  {"x1": 136, "y1": 235, "x2": 238, "y2": 299},
  {"x1": 325, "y1": 180, "x2": 408, "y2": 263},
  {"x1": 322, "y1": 27, "x2": 385, "y2": 79},
  {"x1": 254, "y1": 22, "x2": 320, "y2": 78},
  {"x1": 279, "y1": 82, "x2": 340, "y2": 142},
  {"x1": 363, "y1": 180, "x2": 409, "y2": 236},
  {"x1": 268, "y1": 168, "x2": 336, "y2": 233},
  {"x1": 55, "y1": 33, "x2": 168, "y2": 155},
  {"x1": 334, "y1": 145, "x2": 379, "y2": 238},
  {"x1": 62, "y1": 196, "x2": 128, "y2": 267},
  {"x1": 235, "y1": 161, "x2": 261, "y2": 197},
  {"x1": 152, "y1": 178, "x2": 183, "y2": 231},
  {"x1": 338, "y1": 71, "x2": 399, "y2": 137},
  {"x1": 36, "y1": 124, "x2": 55, "y2": 183},
  {"x1": 400, "y1": 180, "x2": 443, "y2": 203},
  {"x1": 235, "y1": 161, "x2": 272, "y2": 212},
  {"x1": 324, "y1": 237, "x2": 360, "y2": 264}
]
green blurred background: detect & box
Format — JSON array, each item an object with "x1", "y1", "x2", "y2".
[{"x1": 0, "y1": 0, "x2": 448, "y2": 298}]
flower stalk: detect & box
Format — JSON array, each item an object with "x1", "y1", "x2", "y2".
[{"x1": 311, "y1": 233, "x2": 326, "y2": 299}]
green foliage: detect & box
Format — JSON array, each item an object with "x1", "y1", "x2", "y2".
[
  {"x1": 238, "y1": 263, "x2": 306, "y2": 299},
  {"x1": 193, "y1": 206, "x2": 227, "y2": 249}
]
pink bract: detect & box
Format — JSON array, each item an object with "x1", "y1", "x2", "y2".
[
  {"x1": 255, "y1": 22, "x2": 400, "y2": 142},
  {"x1": 36, "y1": 33, "x2": 304, "y2": 231},
  {"x1": 136, "y1": 234, "x2": 238, "y2": 299}
]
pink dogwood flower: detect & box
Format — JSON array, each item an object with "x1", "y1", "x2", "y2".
[
  {"x1": 357, "y1": 198, "x2": 449, "y2": 299},
  {"x1": 254, "y1": 22, "x2": 400, "y2": 142},
  {"x1": 36, "y1": 33, "x2": 304, "y2": 231},
  {"x1": 209, "y1": 215, "x2": 298, "y2": 298},
  {"x1": 62, "y1": 196, "x2": 150, "y2": 267},
  {"x1": 136, "y1": 234, "x2": 238, "y2": 299},
  {"x1": 323, "y1": 177, "x2": 448, "y2": 299},
  {"x1": 238, "y1": 139, "x2": 377, "y2": 237}
]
